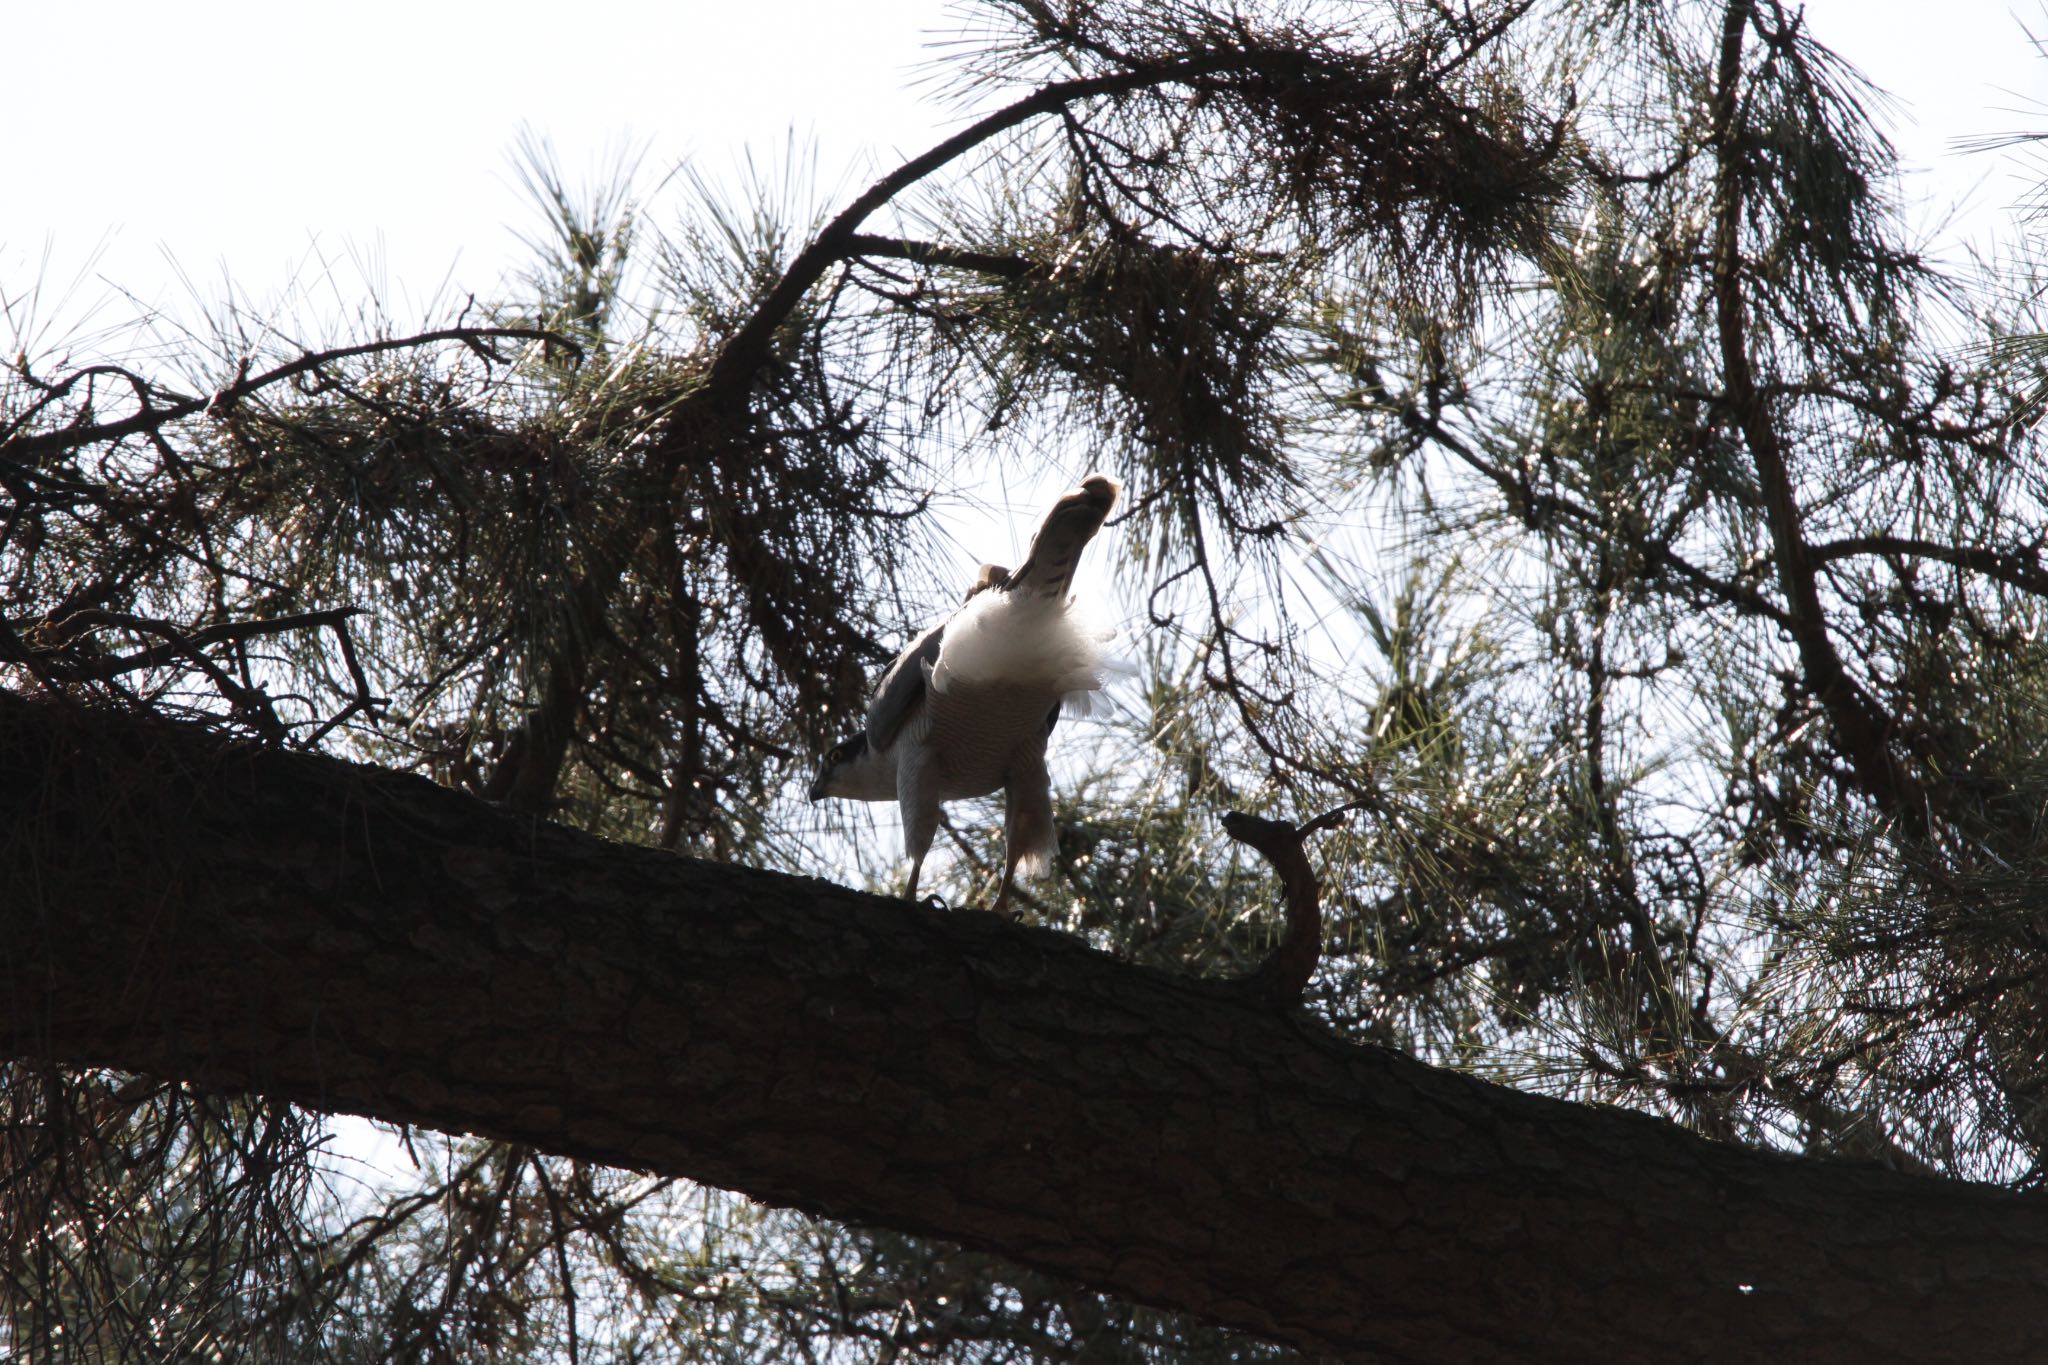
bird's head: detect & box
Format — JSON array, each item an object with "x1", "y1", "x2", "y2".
[{"x1": 809, "y1": 732, "x2": 876, "y2": 802}]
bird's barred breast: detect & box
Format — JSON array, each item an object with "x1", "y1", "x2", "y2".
[{"x1": 917, "y1": 681, "x2": 1063, "y2": 800}]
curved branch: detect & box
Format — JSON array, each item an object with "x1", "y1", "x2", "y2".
[
  {"x1": 699, "y1": 54, "x2": 1254, "y2": 404},
  {"x1": 1221, "y1": 805, "x2": 1356, "y2": 1005}
]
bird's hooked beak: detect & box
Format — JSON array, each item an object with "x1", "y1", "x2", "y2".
[{"x1": 809, "y1": 733, "x2": 866, "y2": 802}]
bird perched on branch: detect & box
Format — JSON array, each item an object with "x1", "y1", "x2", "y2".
[{"x1": 810, "y1": 473, "x2": 1122, "y2": 913}]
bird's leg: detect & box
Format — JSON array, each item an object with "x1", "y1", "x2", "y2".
[
  {"x1": 898, "y1": 766, "x2": 940, "y2": 907},
  {"x1": 991, "y1": 853, "x2": 1022, "y2": 917},
  {"x1": 997, "y1": 753, "x2": 1054, "y2": 918}
]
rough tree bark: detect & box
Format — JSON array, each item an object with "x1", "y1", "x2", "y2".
[{"x1": 2, "y1": 692, "x2": 2044, "y2": 1363}]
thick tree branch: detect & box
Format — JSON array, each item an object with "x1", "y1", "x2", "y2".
[
  {"x1": 1708, "y1": 0, "x2": 1919, "y2": 828},
  {"x1": 2, "y1": 694, "x2": 2045, "y2": 1362},
  {"x1": 1806, "y1": 533, "x2": 2048, "y2": 599},
  {"x1": 700, "y1": 59, "x2": 1239, "y2": 404}
]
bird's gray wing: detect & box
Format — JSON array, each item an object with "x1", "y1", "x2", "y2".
[
  {"x1": 865, "y1": 621, "x2": 946, "y2": 750},
  {"x1": 1003, "y1": 474, "x2": 1120, "y2": 602}
]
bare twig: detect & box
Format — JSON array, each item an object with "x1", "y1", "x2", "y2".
[{"x1": 2, "y1": 327, "x2": 575, "y2": 463}]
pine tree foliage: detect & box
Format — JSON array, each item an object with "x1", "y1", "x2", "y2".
[{"x1": 7, "y1": 0, "x2": 2048, "y2": 1359}]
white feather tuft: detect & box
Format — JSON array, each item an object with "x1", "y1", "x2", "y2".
[
  {"x1": 1061, "y1": 648, "x2": 1137, "y2": 718},
  {"x1": 1012, "y1": 840, "x2": 1056, "y2": 880},
  {"x1": 928, "y1": 587, "x2": 1113, "y2": 698}
]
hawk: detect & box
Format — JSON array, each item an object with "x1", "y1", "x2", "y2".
[{"x1": 810, "y1": 474, "x2": 1121, "y2": 913}]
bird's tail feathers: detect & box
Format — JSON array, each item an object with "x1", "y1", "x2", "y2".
[{"x1": 1006, "y1": 473, "x2": 1121, "y2": 602}]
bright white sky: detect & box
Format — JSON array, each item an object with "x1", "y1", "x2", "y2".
[
  {"x1": 4, "y1": 0, "x2": 2045, "y2": 348},
  {"x1": 4, "y1": 1, "x2": 958, "y2": 341}
]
